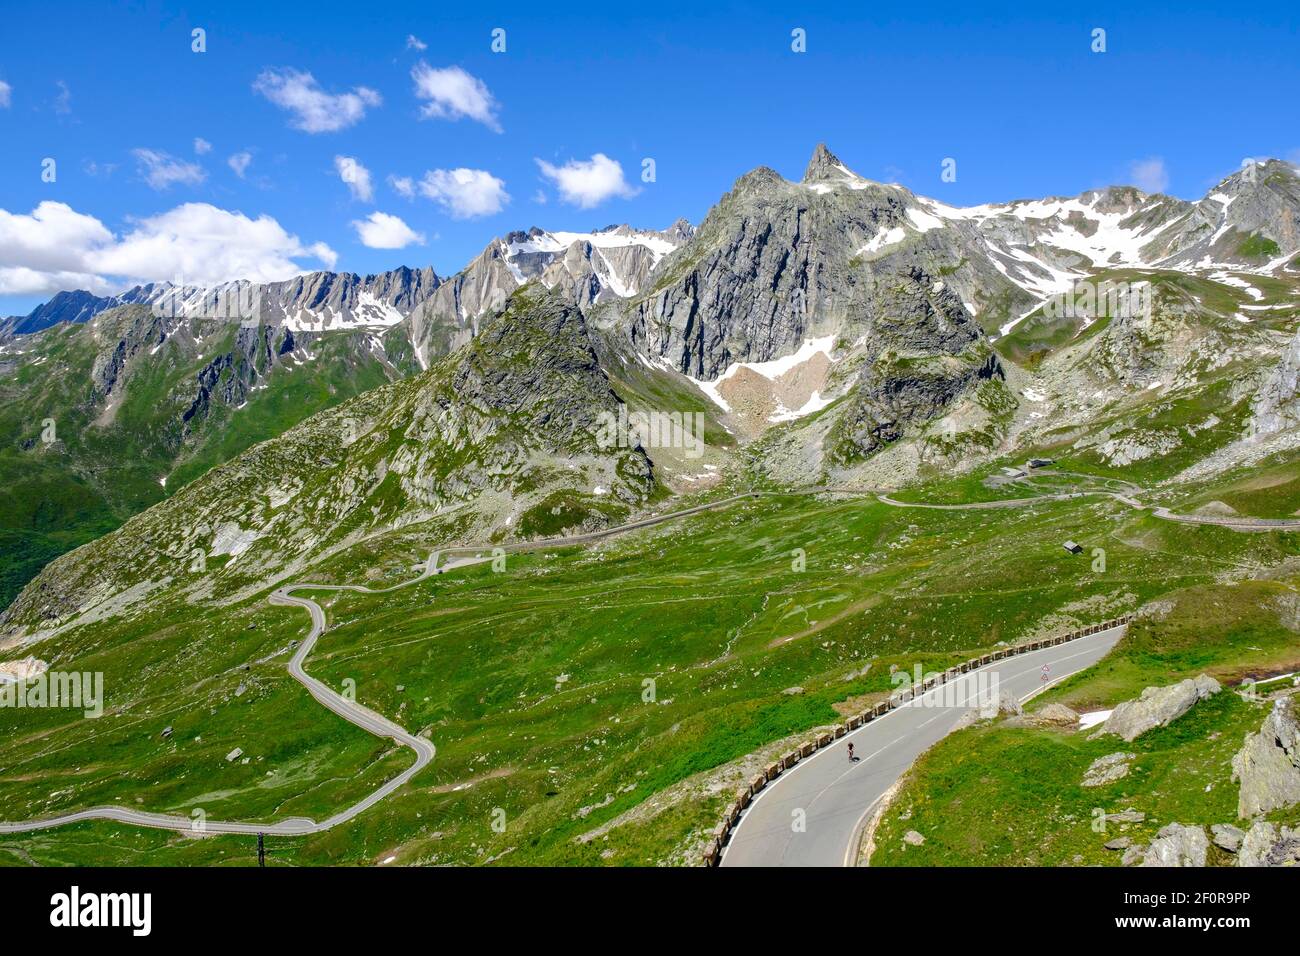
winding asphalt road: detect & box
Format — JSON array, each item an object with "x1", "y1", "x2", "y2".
[
  {"x1": 1, "y1": 475, "x2": 1291, "y2": 838},
  {"x1": 720, "y1": 624, "x2": 1128, "y2": 867}
]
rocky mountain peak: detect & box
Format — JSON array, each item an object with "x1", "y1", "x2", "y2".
[
  {"x1": 662, "y1": 218, "x2": 695, "y2": 243},
  {"x1": 803, "y1": 142, "x2": 850, "y2": 182}
]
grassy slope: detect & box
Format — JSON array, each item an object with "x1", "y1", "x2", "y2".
[{"x1": 2, "y1": 459, "x2": 1296, "y2": 865}]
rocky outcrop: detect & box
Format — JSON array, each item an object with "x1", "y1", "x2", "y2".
[
  {"x1": 1099, "y1": 675, "x2": 1221, "y2": 741},
  {"x1": 1211, "y1": 823, "x2": 1246, "y2": 852},
  {"x1": 1236, "y1": 821, "x2": 1300, "y2": 867},
  {"x1": 828, "y1": 342, "x2": 1003, "y2": 464},
  {"x1": 1231, "y1": 696, "x2": 1300, "y2": 818},
  {"x1": 1249, "y1": 326, "x2": 1300, "y2": 438},
  {"x1": 1138, "y1": 824, "x2": 1210, "y2": 867},
  {"x1": 1081, "y1": 752, "x2": 1135, "y2": 787},
  {"x1": 1028, "y1": 703, "x2": 1080, "y2": 728},
  {"x1": 627, "y1": 145, "x2": 1006, "y2": 380},
  {"x1": 408, "y1": 224, "x2": 688, "y2": 368},
  {"x1": 1105, "y1": 808, "x2": 1146, "y2": 824},
  {"x1": 0, "y1": 656, "x2": 48, "y2": 681}
]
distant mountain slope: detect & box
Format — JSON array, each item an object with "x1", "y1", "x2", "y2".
[
  {"x1": 0, "y1": 222, "x2": 691, "y2": 609},
  {"x1": 0, "y1": 286, "x2": 657, "y2": 637},
  {"x1": 0, "y1": 303, "x2": 411, "y2": 609}
]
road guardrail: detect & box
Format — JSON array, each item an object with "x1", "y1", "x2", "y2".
[{"x1": 702, "y1": 613, "x2": 1134, "y2": 865}]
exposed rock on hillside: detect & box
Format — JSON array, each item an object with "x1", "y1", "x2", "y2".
[
  {"x1": 1099, "y1": 675, "x2": 1220, "y2": 741},
  {"x1": 626, "y1": 146, "x2": 1011, "y2": 377},
  {"x1": 1231, "y1": 695, "x2": 1300, "y2": 818},
  {"x1": 1236, "y1": 821, "x2": 1300, "y2": 867},
  {"x1": 1138, "y1": 823, "x2": 1209, "y2": 867},
  {"x1": 1211, "y1": 823, "x2": 1246, "y2": 852},
  {"x1": 1081, "y1": 751, "x2": 1135, "y2": 787},
  {"x1": 1028, "y1": 703, "x2": 1080, "y2": 729},
  {"x1": 1250, "y1": 326, "x2": 1300, "y2": 438}
]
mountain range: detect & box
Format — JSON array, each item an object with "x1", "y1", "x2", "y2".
[
  {"x1": 2, "y1": 145, "x2": 1300, "y2": 873},
  {"x1": 2, "y1": 145, "x2": 1299, "y2": 620}
]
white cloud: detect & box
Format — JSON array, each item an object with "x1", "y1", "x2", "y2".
[
  {"x1": 351, "y1": 211, "x2": 425, "y2": 249},
  {"x1": 388, "y1": 175, "x2": 416, "y2": 199},
  {"x1": 0, "y1": 201, "x2": 115, "y2": 294},
  {"x1": 411, "y1": 62, "x2": 501, "y2": 132},
  {"x1": 253, "y1": 68, "x2": 381, "y2": 133},
  {"x1": 0, "y1": 81, "x2": 11, "y2": 108},
  {"x1": 228, "y1": 152, "x2": 253, "y2": 178},
  {"x1": 1129, "y1": 157, "x2": 1169, "y2": 194},
  {"x1": 0, "y1": 200, "x2": 336, "y2": 296},
  {"x1": 535, "y1": 153, "x2": 639, "y2": 208},
  {"x1": 334, "y1": 155, "x2": 374, "y2": 202},
  {"x1": 194, "y1": 137, "x2": 212, "y2": 155},
  {"x1": 133, "y1": 149, "x2": 207, "y2": 190},
  {"x1": 53, "y1": 80, "x2": 71, "y2": 115},
  {"x1": 406, "y1": 34, "x2": 427, "y2": 51},
  {"x1": 418, "y1": 168, "x2": 509, "y2": 219}
]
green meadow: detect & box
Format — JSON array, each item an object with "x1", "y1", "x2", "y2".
[{"x1": 3, "y1": 468, "x2": 1296, "y2": 866}]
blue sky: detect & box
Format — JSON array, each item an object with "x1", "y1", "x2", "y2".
[{"x1": 1, "y1": 0, "x2": 1297, "y2": 315}]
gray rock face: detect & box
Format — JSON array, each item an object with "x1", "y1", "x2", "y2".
[
  {"x1": 1211, "y1": 823, "x2": 1247, "y2": 852},
  {"x1": 1143, "y1": 160, "x2": 1300, "y2": 268},
  {"x1": 1106, "y1": 809, "x2": 1146, "y2": 824},
  {"x1": 1121, "y1": 844, "x2": 1146, "y2": 866},
  {"x1": 978, "y1": 690, "x2": 1024, "y2": 719},
  {"x1": 828, "y1": 342, "x2": 1002, "y2": 464},
  {"x1": 1139, "y1": 824, "x2": 1210, "y2": 867},
  {"x1": 1082, "y1": 752, "x2": 1136, "y2": 787},
  {"x1": 1249, "y1": 326, "x2": 1300, "y2": 438},
  {"x1": 1236, "y1": 821, "x2": 1300, "y2": 867},
  {"x1": 902, "y1": 829, "x2": 926, "y2": 846},
  {"x1": 408, "y1": 224, "x2": 690, "y2": 367},
  {"x1": 1231, "y1": 695, "x2": 1300, "y2": 818},
  {"x1": 1100, "y1": 675, "x2": 1221, "y2": 741},
  {"x1": 626, "y1": 146, "x2": 1001, "y2": 379}
]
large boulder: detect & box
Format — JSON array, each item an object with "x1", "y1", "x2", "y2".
[
  {"x1": 979, "y1": 690, "x2": 1023, "y2": 719},
  {"x1": 1139, "y1": 824, "x2": 1210, "y2": 867},
  {"x1": 1236, "y1": 822, "x2": 1300, "y2": 867},
  {"x1": 1211, "y1": 823, "x2": 1247, "y2": 853},
  {"x1": 1231, "y1": 696, "x2": 1300, "y2": 818},
  {"x1": 1100, "y1": 675, "x2": 1221, "y2": 741},
  {"x1": 1029, "y1": 702, "x2": 1080, "y2": 729}
]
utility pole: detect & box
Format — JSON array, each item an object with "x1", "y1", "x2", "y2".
[{"x1": 257, "y1": 832, "x2": 265, "y2": 868}]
